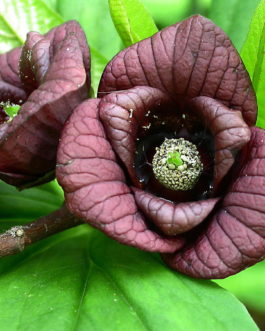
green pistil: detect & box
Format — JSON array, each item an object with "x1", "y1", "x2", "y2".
[
  {"x1": 167, "y1": 152, "x2": 183, "y2": 167},
  {"x1": 0, "y1": 102, "x2": 20, "y2": 119},
  {"x1": 4, "y1": 105, "x2": 20, "y2": 118}
]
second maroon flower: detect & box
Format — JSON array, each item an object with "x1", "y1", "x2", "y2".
[{"x1": 0, "y1": 21, "x2": 90, "y2": 187}]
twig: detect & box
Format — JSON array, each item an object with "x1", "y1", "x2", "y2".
[{"x1": 0, "y1": 205, "x2": 82, "y2": 257}]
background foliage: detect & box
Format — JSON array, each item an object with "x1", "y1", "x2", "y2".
[{"x1": 0, "y1": 0, "x2": 264, "y2": 330}]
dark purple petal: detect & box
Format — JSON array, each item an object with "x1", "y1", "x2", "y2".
[
  {"x1": 56, "y1": 99, "x2": 184, "y2": 252},
  {"x1": 190, "y1": 96, "x2": 251, "y2": 189},
  {"x1": 99, "y1": 86, "x2": 171, "y2": 186},
  {"x1": 0, "y1": 47, "x2": 26, "y2": 103},
  {"x1": 99, "y1": 15, "x2": 256, "y2": 126},
  {"x1": 0, "y1": 21, "x2": 90, "y2": 187},
  {"x1": 163, "y1": 127, "x2": 265, "y2": 278},
  {"x1": 133, "y1": 187, "x2": 219, "y2": 235}
]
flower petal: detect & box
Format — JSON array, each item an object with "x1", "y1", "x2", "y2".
[
  {"x1": 0, "y1": 47, "x2": 26, "y2": 103},
  {"x1": 0, "y1": 21, "x2": 90, "y2": 187},
  {"x1": 190, "y1": 96, "x2": 251, "y2": 189},
  {"x1": 99, "y1": 15, "x2": 256, "y2": 126},
  {"x1": 163, "y1": 127, "x2": 265, "y2": 278},
  {"x1": 133, "y1": 187, "x2": 219, "y2": 235},
  {"x1": 56, "y1": 99, "x2": 184, "y2": 252},
  {"x1": 99, "y1": 86, "x2": 171, "y2": 186}
]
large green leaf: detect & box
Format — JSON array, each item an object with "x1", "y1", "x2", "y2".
[
  {"x1": 215, "y1": 260, "x2": 265, "y2": 313},
  {"x1": 49, "y1": 0, "x2": 123, "y2": 60},
  {"x1": 240, "y1": 0, "x2": 265, "y2": 129},
  {"x1": 209, "y1": 0, "x2": 260, "y2": 51},
  {"x1": 0, "y1": 181, "x2": 257, "y2": 330},
  {"x1": 109, "y1": 0, "x2": 158, "y2": 47},
  {"x1": 0, "y1": 0, "x2": 63, "y2": 53},
  {"x1": 0, "y1": 224, "x2": 257, "y2": 331}
]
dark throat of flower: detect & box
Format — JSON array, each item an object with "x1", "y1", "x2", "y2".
[{"x1": 134, "y1": 105, "x2": 215, "y2": 203}]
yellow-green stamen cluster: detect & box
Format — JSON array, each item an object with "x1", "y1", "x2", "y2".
[{"x1": 152, "y1": 138, "x2": 203, "y2": 191}]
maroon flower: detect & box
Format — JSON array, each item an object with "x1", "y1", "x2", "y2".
[
  {"x1": 0, "y1": 21, "x2": 90, "y2": 187},
  {"x1": 56, "y1": 15, "x2": 262, "y2": 279}
]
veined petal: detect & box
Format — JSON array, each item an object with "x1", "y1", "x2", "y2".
[{"x1": 99, "y1": 15, "x2": 256, "y2": 126}]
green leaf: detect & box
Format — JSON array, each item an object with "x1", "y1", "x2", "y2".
[
  {"x1": 0, "y1": 0, "x2": 63, "y2": 52},
  {"x1": 215, "y1": 260, "x2": 265, "y2": 313},
  {"x1": 109, "y1": 0, "x2": 158, "y2": 47},
  {"x1": 90, "y1": 47, "x2": 108, "y2": 96},
  {"x1": 240, "y1": 0, "x2": 265, "y2": 129},
  {"x1": 208, "y1": 0, "x2": 260, "y2": 51},
  {"x1": 0, "y1": 225, "x2": 257, "y2": 331},
  {"x1": 52, "y1": 0, "x2": 123, "y2": 60},
  {"x1": 0, "y1": 180, "x2": 63, "y2": 231}
]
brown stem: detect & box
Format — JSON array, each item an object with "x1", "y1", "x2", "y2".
[{"x1": 0, "y1": 204, "x2": 83, "y2": 257}]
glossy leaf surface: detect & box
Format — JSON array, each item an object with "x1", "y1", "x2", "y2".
[
  {"x1": 216, "y1": 260, "x2": 265, "y2": 313},
  {"x1": 0, "y1": 180, "x2": 63, "y2": 231},
  {"x1": 0, "y1": 0, "x2": 62, "y2": 52},
  {"x1": 109, "y1": 0, "x2": 158, "y2": 46},
  {"x1": 241, "y1": 0, "x2": 265, "y2": 128},
  {"x1": 0, "y1": 223, "x2": 258, "y2": 331}
]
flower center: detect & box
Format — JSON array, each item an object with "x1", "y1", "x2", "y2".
[{"x1": 152, "y1": 138, "x2": 203, "y2": 191}]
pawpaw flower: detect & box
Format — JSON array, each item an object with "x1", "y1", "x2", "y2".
[
  {"x1": 0, "y1": 21, "x2": 90, "y2": 188},
  {"x1": 56, "y1": 15, "x2": 262, "y2": 279}
]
